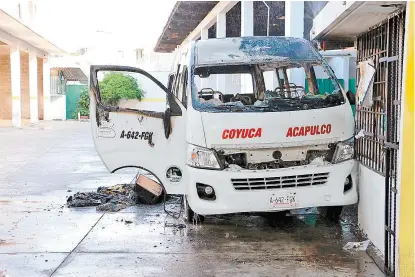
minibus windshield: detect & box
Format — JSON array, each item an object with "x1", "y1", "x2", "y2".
[{"x1": 191, "y1": 62, "x2": 345, "y2": 113}]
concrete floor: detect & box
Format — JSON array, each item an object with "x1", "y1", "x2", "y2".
[{"x1": 0, "y1": 121, "x2": 383, "y2": 277}]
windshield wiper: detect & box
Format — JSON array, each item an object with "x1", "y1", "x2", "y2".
[
  {"x1": 215, "y1": 104, "x2": 245, "y2": 111},
  {"x1": 250, "y1": 105, "x2": 278, "y2": 112}
]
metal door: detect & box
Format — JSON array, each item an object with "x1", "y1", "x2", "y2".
[
  {"x1": 66, "y1": 84, "x2": 87, "y2": 119},
  {"x1": 355, "y1": 8, "x2": 405, "y2": 276}
]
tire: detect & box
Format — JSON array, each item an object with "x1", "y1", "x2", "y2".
[
  {"x1": 183, "y1": 195, "x2": 205, "y2": 223},
  {"x1": 324, "y1": 206, "x2": 343, "y2": 222}
]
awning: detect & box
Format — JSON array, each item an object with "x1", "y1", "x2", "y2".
[
  {"x1": 311, "y1": 1, "x2": 406, "y2": 41},
  {"x1": 0, "y1": 9, "x2": 65, "y2": 55},
  {"x1": 154, "y1": 1, "x2": 218, "y2": 53},
  {"x1": 53, "y1": 67, "x2": 87, "y2": 82}
]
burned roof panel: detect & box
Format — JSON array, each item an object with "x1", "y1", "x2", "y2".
[{"x1": 195, "y1": 37, "x2": 320, "y2": 66}]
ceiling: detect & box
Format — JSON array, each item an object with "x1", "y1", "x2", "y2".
[
  {"x1": 154, "y1": 1, "x2": 286, "y2": 53},
  {"x1": 0, "y1": 10, "x2": 65, "y2": 55},
  {"x1": 312, "y1": 1, "x2": 406, "y2": 41}
]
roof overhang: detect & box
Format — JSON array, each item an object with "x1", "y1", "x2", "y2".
[
  {"x1": 0, "y1": 9, "x2": 65, "y2": 56},
  {"x1": 311, "y1": 1, "x2": 406, "y2": 42},
  {"x1": 53, "y1": 67, "x2": 88, "y2": 83},
  {"x1": 154, "y1": 1, "x2": 220, "y2": 53}
]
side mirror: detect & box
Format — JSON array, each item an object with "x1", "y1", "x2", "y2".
[
  {"x1": 163, "y1": 108, "x2": 171, "y2": 139},
  {"x1": 346, "y1": 90, "x2": 356, "y2": 105}
]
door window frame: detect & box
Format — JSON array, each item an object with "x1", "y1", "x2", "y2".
[{"x1": 90, "y1": 65, "x2": 182, "y2": 117}]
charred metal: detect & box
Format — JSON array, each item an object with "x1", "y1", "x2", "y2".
[
  {"x1": 217, "y1": 145, "x2": 336, "y2": 170},
  {"x1": 191, "y1": 37, "x2": 345, "y2": 113}
]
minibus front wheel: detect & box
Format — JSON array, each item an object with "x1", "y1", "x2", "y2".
[{"x1": 183, "y1": 195, "x2": 205, "y2": 223}]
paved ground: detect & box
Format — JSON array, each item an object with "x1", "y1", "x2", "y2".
[{"x1": 0, "y1": 121, "x2": 383, "y2": 277}]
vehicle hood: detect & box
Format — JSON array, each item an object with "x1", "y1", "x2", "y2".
[{"x1": 200, "y1": 105, "x2": 354, "y2": 149}]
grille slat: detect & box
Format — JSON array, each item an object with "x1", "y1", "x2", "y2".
[{"x1": 231, "y1": 173, "x2": 329, "y2": 191}]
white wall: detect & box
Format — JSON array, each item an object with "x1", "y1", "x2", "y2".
[
  {"x1": 358, "y1": 164, "x2": 385, "y2": 254},
  {"x1": 194, "y1": 74, "x2": 248, "y2": 95},
  {"x1": 1, "y1": 1, "x2": 37, "y2": 24},
  {"x1": 49, "y1": 95, "x2": 66, "y2": 120},
  {"x1": 126, "y1": 71, "x2": 169, "y2": 112},
  {"x1": 77, "y1": 48, "x2": 174, "y2": 72}
]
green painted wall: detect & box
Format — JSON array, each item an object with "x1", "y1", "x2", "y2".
[
  {"x1": 304, "y1": 78, "x2": 357, "y2": 117},
  {"x1": 66, "y1": 84, "x2": 87, "y2": 119},
  {"x1": 348, "y1": 79, "x2": 357, "y2": 116}
]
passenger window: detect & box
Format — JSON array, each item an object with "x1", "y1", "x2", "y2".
[
  {"x1": 96, "y1": 70, "x2": 167, "y2": 112},
  {"x1": 171, "y1": 65, "x2": 181, "y2": 98},
  {"x1": 167, "y1": 74, "x2": 174, "y2": 91},
  {"x1": 174, "y1": 73, "x2": 181, "y2": 99}
]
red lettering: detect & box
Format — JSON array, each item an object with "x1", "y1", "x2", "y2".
[
  {"x1": 316, "y1": 125, "x2": 321, "y2": 135},
  {"x1": 305, "y1": 126, "x2": 311, "y2": 135},
  {"x1": 229, "y1": 129, "x2": 236, "y2": 139},
  {"x1": 299, "y1": 127, "x2": 305, "y2": 136},
  {"x1": 241, "y1": 129, "x2": 248, "y2": 138},
  {"x1": 311, "y1": 126, "x2": 316, "y2": 135},
  {"x1": 255, "y1": 128, "x2": 262, "y2": 138},
  {"x1": 236, "y1": 129, "x2": 243, "y2": 138},
  {"x1": 327, "y1": 124, "x2": 332, "y2": 134},
  {"x1": 293, "y1": 127, "x2": 299, "y2": 137},
  {"x1": 286, "y1": 124, "x2": 332, "y2": 138},
  {"x1": 223, "y1": 128, "x2": 264, "y2": 139}
]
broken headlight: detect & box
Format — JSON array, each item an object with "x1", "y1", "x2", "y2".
[
  {"x1": 186, "y1": 144, "x2": 222, "y2": 170},
  {"x1": 332, "y1": 138, "x2": 355, "y2": 164}
]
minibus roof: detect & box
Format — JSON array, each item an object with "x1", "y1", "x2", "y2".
[{"x1": 194, "y1": 36, "x2": 321, "y2": 67}]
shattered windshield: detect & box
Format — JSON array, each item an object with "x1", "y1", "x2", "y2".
[{"x1": 191, "y1": 62, "x2": 345, "y2": 113}]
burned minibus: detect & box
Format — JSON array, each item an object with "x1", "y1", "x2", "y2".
[{"x1": 89, "y1": 36, "x2": 356, "y2": 221}]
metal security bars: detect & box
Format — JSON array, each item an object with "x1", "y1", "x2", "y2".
[{"x1": 355, "y1": 8, "x2": 405, "y2": 277}]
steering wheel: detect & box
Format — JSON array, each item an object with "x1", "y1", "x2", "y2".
[
  {"x1": 199, "y1": 88, "x2": 224, "y2": 101},
  {"x1": 198, "y1": 88, "x2": 214, "y2": 96},
  {"x1": 288, "y1": 83, "x2": 305, "y2": 90},
  {"x1": 231, "y1": 93, "x2": 252, "y2": 105},
  {"x1": 274, "y1": 83, "x2": 306, "y2": 98}
]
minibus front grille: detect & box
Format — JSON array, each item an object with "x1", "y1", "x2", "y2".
[{"x1": 231, "y1": 173, "x2": 329, "y2": 190}]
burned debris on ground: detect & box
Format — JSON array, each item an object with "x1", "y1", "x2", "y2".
[{"x1": 67, "y1": 174, "x2": 164, "y2": 212}]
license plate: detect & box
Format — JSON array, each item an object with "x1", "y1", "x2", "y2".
[{"x1": 269, "y1": 192, "x2": 297, "y2": 208}]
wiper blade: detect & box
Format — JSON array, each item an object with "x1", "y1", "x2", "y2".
[
  {"x1": 216, "y1": 104, "x2": 245, "y2": 111},
  {"x1": 250, "y1": 105, "x2": 278, "y2": 112}
]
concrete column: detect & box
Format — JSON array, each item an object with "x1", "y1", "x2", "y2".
[
  {"x1": 343, "y1": 56, "x2": 350, "y2": 92},
  {"x1": 42, "y1": 57, "x2": 51, "y2": 120},
  {"x1": 241, "y1": 1, "x2": 254, "y2": 94},
  {"x1": 200, "y1": 28, "x2": 208, "y2": 40},
  {"x1": 241, "y1": 1, "x2": 254, "y2": 36},
  {"x1": 10, "y1": 47, "x2": 21, "y2": 127},
  {"x1": 216, "y1": 12, "x2": 226, "y2": 92},
  {"x1": 285, "y1": 1, "x2": 305, "y2": 88},
  {"x1": 29, "y1": 52, "x2": 38, "y2": 123}
]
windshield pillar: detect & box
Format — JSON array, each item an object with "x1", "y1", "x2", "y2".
[
  {"x1": 305, "y1": 64, "x2": 318, "y2": 95},
  {"x1": 254, "y1": 65, "x2": 266, "y2": 100},
  {"x1": 282, "y1": 68, "x2": 291, "y2": 98}
]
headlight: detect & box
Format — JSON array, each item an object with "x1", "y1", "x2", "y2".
[
  {"x1": 332, "y1": 138, "x2": 355, "y2": 164},
  {"x1": 186, "y1": 144, "x2": 222, "y2": 169}
]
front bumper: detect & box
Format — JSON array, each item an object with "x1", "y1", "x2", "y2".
[{"x1": 187, "y1": 160, "x2": 358, "y2": 215}]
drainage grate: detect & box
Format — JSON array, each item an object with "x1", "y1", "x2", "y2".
[{"x1": 231, "y1": 173, "x2": 329, "y2": 190}]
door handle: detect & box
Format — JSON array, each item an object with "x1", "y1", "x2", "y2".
[{"x1": 97, "y1": 127, "x2": 116, "y2": 138}]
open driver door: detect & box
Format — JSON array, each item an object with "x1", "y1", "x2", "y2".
[{"x1": 89, "y1": 65, "x2": 187, "y2": 194}]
